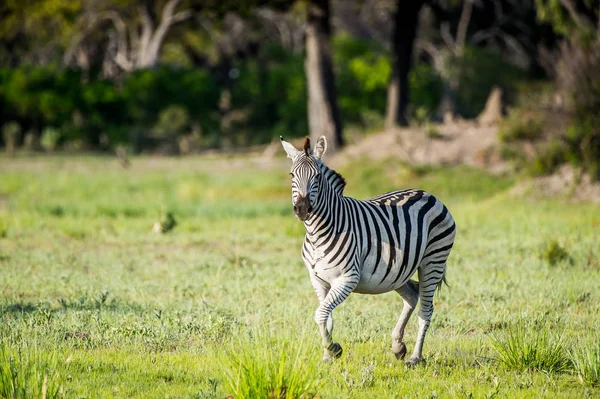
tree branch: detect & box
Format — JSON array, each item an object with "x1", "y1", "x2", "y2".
[
  {"x1": 455, "y1": 0, "x2": 473, "y2": 56},
  {"x1": 558, "y1": 0, "x2": 594, "y2": 31},
  {"x1": 145, "y1": 0, "x2": 191, "y2": 67}
]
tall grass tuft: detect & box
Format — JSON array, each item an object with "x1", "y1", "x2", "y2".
[
  {"x1": 219, "y1": 329, "x2": 320, "y2": 399},
  {"x1": 0, "y1": 340, "x2": 63, "y2": 399},
  {"x1": 489, "y1": 322, "x2": 570, "y2": 374},
  {"x1": 571, "y1": 341, "x2": 600, "y2": 386}
]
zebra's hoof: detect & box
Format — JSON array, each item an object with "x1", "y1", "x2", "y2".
[
  {"x1": 405, "y1": 356, "x2": 425, "y2": 367},
  {"x1": 327, "y1": 342, "x2": 343, "y2": 359},
  {"x1": 392, "y1": 342, "x2": 407, "y2": 360}
]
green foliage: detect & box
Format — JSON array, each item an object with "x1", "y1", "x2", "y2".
[
  {"x1": 535, "y1": 0, "x2": 598, "y2": 38},
  {"x1": 153, "y1": 106, "x2": 190, "y2": 138},
  {"x1": 571, "y1": 341, "x2": 600, "y2": 386},
  {"x1": 231, "y1": 44, "x2": 307, "y2": 144},
  {"x1": 409, "y1": 63, "x2": 444, "y2": 115},
  {"x1": 1, "y1": 121, "x2": 21, "y2": 154},
  {"x1": 554, "y1": 32, "x2": 600, "y2": 179},
  {"x1": 538, "y1": 239, "x2": 572, "y2": 266},
  {"x1": 332, "y1": 35, "x2": 388, "y2": 129},
  {"x1": 447, "y1": 46, "x2": 526, "y2": 118},
  {"x1": 154, "y1": 211, "x2": 177, "y2": 234},
  {"x1": 564, "y1": 120, "x2": 600, "y2": 180},
  {"x1": 498, "y1": 109, "x2": 544, "y2": 142},
  {"x1": 0, "y1": 340, "x2": 64, "y2": 399},
  {"x1": 530, "y1": 140, "x2": 568, "y2": 176},
  {"x1": 40, "y1": 127, "x2": 61, "y2": 151},
  {"x1": 490, "y1": 321, "x2": 570, "y2": 373},
  {"x1": 535, "y1": 0, "x2": 573, "y2": 36},
  {"x1": 0, "y1": 66, "x2": 221, "y2": 151},
  {"x1": 1, "y1": 121, "x2": 21, "y2": 142},
  {"x1": 334, "y1": 35, "x2": 443, "y2": 127}
]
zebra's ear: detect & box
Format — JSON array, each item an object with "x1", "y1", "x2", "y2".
[
  {"x1": 314, "y1": 136, "x2": 327, "y2": 159},
  {"x1": 280, "y1": 136, "x2": 300, "y2": 159}
]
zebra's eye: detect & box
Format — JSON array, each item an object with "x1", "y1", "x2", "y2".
[{"x1": 289, "y1": 173, "x2": 294, "y2": 178}]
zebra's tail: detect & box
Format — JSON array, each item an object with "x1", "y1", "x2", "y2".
[{"x1": 436, "y1": 272, "x2": 449, "y2": 294}]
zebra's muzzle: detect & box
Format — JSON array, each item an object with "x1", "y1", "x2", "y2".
[{"x1": 293, "y1": 196, "x2": 313, "y2": 221}]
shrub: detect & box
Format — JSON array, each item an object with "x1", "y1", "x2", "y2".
[
  {"x1": 153, "y1": 211, "x2": 177, "y2": 234},
  {"x1": 40, "y1": 127, "x2": 61, "y2": 152},
  {"x1": 530, "y1": 140, "x2": 569, "y2": 176},
  {"x1": 557, "y1": 38, "x2": 600, "y2": 180},
  {"x1": 153, "y1": 105, "x2": 190, "y2": 138},
  {"x1": 0, "y1": 341, "x2": 64, "y2": 399},
  {"x1": 446, "y1": 46, "x2": 526, "y2": 118},
  {"x1": 571, "y1": 341, "x2": 600, "y2": 386},
  {"x1": 490, "y1": 321, "x2": 570, "y2": 373},
  {"x1": 2, "y1": 121, "x2": 21, "y2": 155},
  {"x1": 498, "y1": 109, "x2": 544, "y2": 142},
  {"x1": 538, "y1": 239, "x2": 572, "y2": 266}
]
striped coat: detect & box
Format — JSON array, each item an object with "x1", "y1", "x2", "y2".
[{"x1": 281, "y1": 135, "x2": 456, "y2": 364}]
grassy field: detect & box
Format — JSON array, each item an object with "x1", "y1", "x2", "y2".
[{"x1": 0, "y1": 154, "x2": 599, "y2": 398}]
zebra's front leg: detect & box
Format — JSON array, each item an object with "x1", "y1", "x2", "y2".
[
  {"x1": 315, "y1": 277, "x2": 357, "y2": 361},
  {"x1": 391, "y1": 280, "x2": 419, "y2": 360}
]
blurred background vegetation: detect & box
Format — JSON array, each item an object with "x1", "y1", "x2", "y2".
[{"x1": 0, "y1": 0, "x2": 599, "y2": 178}]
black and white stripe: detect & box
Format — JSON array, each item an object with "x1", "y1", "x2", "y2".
[{"x1": 281, "y1": 136, "x2": 456, "y2": 364}]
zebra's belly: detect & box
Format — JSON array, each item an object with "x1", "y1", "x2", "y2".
[
  {"x1": 353, "y1": 270, "x2": 411, "y2": 294},
  {"x1": 353, "y1": 247, "x2": 420, "y2": 294}
]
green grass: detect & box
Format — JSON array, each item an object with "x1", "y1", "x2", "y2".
[
  {"x1": 219, "y1": 328, "x2": 321, "y2": 399},
  {"x1": 0, "y1": 154, "x2": 599, "y2": 398},
  {"x1": 0, "y1": 340, "x2": 64, "y2": 399},
  {"x1": 571, "y1": 342, "x2": 600, "y2": 386},
  {"x1": 489, "y1": 321, "x2": 569, "y2": 373}
]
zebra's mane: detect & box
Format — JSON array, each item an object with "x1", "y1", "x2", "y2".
[{"x1": 320, "y1": 161, "x2": 347, "y2": 194}]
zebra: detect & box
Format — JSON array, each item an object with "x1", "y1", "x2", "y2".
[{"x1": 280, "y1": 135, "x2": 456, "y2": 365}]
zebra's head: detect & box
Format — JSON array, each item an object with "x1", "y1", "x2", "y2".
[{"x1": 280, "y1": 135, "x2": 328, "y2": 221}]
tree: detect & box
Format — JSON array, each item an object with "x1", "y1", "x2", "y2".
[
  {"x1": 305, "y1": 0, "x2": 344, "y2": 152},
  {"x1": 65, "y1": 0, "x2": 192, "y2": 76},
  {"x1": 385, "y1": 0, "x2": 425, "y2": 129},
  {"x1": 0, "y1": 0, "x2": 81, "y2": 67}
]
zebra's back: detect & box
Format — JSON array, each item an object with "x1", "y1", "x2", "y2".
[{"x1": 348, "y1": 189, "x2": 455, "y2": 294}]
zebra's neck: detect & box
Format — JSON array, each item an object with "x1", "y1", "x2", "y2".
[{"x1": 304, "y1": 162, "x2": 346, "y2": 236}]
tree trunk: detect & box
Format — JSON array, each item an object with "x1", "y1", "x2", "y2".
[
  {"x1": 385, "y1": 0, "x2": 425, "y2": 130},
  {"x1": 305, "y1": 0, "x2": 343, "y2": 152}
]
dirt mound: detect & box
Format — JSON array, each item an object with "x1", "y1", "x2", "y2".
[
  {"x1": 510, "y1": 165, "x2": 600, "y2": 204},
  {"x1": 336, "y1": 120, "x2": 505, "y2": 172},
  {"x1": 335, "y1": 121, "x2": 600, "y2": 204}
]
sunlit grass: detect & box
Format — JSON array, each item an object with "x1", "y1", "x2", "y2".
[
  {"x1": 0, "y1": 155, "x2": 599, "y2": 398},
  {"x1": 571, "y1": 341, "x2": 600, "y2": 386},
  {"x1": 0, "y1": 340, "x2": 64, "y2": 399},
  {"x1": 489, "y1": 321, "x2": 570, "y2": 374},
  {"x1": 219, "y1": 328, "x2": 321, "y2": 399}
]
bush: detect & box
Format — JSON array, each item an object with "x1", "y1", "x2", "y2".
[
  {"x1": 153, "y1": 105, "x2": 190, "y2": 138},
  {"x1": 557, "y1": 38, "x2": 600, "y2": 180},
  {"x1": 446, "y1": 46, "x2": 526, "y2": 118},
  {"x1": 530, "y1": 140, "x2": 568, "y2": 176},
  {"x1": 40, "y1": 127, "x2": 61, "y2": 152},
  {"x1": 498, "y1": 109, "x2": 544, "y2": 142},
  {"x1": 538, "y1": 239, "x2": 572, "y2": 266},
  {"x1": 2, "y1": 121, "x2": 21, "y2": 155}
]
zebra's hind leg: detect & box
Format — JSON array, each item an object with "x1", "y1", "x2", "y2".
[
  {"x1": 391, "y1": 280, "x2": 419, "y2": 360},
  {"x1": 405, "y1": 263, "x2": 445, "y2": 367}
]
